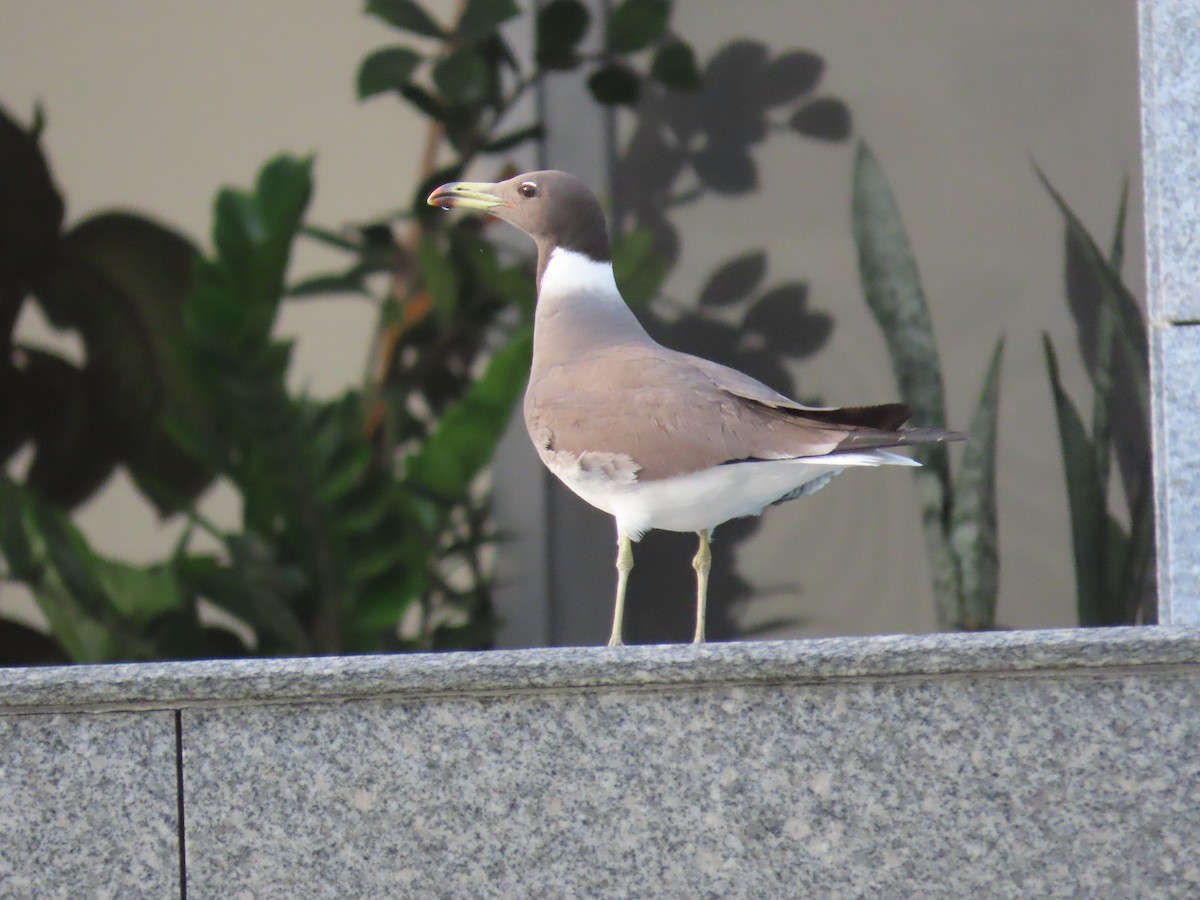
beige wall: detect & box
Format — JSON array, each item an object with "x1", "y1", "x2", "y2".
[{"x1": 1, "y1": 2, "x2": 1144, "y2": 639}]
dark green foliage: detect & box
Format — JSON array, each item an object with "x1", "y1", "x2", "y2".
[{"x1": 1038, "y1": 172, "x2": 1154, "y2": 625}]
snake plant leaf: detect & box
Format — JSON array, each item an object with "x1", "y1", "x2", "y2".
[
  {"x1": 1043, "y1": 334, "x2": 1107, "y2": 625},
  {"x1": 949, "y1": 337, "x2": 1004, "y2": 629},
  {"x1": 852, "y1": 143, "x2": 949, "y2": 435},
  {"x1": 853, "y1": 140, "x2": 960, "y2": 628}
]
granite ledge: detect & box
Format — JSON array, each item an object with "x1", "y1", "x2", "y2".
[{"x1": 1, "y1": 626, "x2": 1197, "y2": 715}]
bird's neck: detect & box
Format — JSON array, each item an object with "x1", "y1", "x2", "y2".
[{"x1": 531, "y1": 247, "x2": 654, "y2": 373}]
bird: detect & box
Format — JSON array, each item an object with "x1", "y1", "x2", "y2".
[{"x1": 428, "y1": 170, "x2": 964, "y2": 647}]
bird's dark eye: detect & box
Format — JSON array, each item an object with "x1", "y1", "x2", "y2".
[{"x1": 519, "y1": 181, "x2": 538, "y2": 198}]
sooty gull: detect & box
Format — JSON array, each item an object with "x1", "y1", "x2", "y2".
[{"x1": 428, "y1": 170, "x2": 964, "y2": 647}]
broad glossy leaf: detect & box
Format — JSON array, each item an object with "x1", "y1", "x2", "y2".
[
  {"x1": 606, "y1": 0, "x2": 670, "y2": 53},
  {"x1": 949, "y1": 338, "x2": 1004, "y2": 629},
  {"x1": 365, "y1": 0, "x2": 444, "y2": 38},
  {"x1": 357, "y1": 46, "x2": 422, "y2": 99},
  {"x1": 433, "y1": 49, "x2": 489, "y2": 104},
  {"x1": 536, "y1": 0, "x2": 590, "y2": 69},
  {"x1": 455, "y1": 0, "x2": 520, "y2": 43}
]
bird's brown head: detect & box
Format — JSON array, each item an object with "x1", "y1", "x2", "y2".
[{"x1": 427, "y1": 170, "x2": 610, "y2": 263}]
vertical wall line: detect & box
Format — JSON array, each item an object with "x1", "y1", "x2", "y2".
[{"x1": 175, "y1": 709, "x2": 188, "y2": 900}]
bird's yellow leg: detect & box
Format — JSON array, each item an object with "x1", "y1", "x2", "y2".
[
  {"x1": 609, "y1": 531, "x2": 634, "y2": 647},
  {"x1": 692, "y1": 529, "x2": 712, "y2": 644}
]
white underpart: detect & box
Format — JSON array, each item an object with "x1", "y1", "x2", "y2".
[
  {"x1": 535, "y1": 246, "x2": 923, "y2": 539},
  {"x1": 555, "y1": 451, "x2": 920, "y2": 540},
  {"x1": 540, "y1": 247, "x2": 623, "y2": 300}
]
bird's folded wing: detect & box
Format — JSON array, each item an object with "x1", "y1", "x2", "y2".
[{"x1": 524, "y1": 345, "x2": 953, "y2": 482}]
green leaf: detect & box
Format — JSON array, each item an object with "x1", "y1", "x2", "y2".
[
  {"x1": 433, "y1": 49, "x2": 490, "y2": 104},
  {"x1": 1109, "y1": 174, "x2": 1130, "y2": 271},
  {"x1": 42, "y1": 212, "x2": 212, "y2": 513},
  {"x1": 0, "y1": 478, "x2": 39, "y2": 580},
  {"x1": 537, "y1": 0, "x2": 590, "y2": 69},
  {"x1": 18, "y1": 349, "x2": 121, "y2": 509},
  {"x1": 405, "y1": 329, "x2": 532, "y2": 498},
  {"x1": 1035, "y1": 166, "x2": 1148, "y2": 421},
  {"x1": 587, "y1": 63, "x2": 641, "y2": 106},
  {"x1": 612, "y1": 227, "x2": 669, "y2": 307},
  {"x1": 852, "y1": 140, "x2": 958, "y2": 628},
  {"x1": 650, "y1": 41, "x2": 701, "y2": 90},
  {"x1": 357, "y1": 46, "x2": 423, "y2": 99},
  {"x1": 26, "y1": 495, "x2": 110, "y2": 620},
  {"x1": 852, "y1": 142, "x2": 948, "y2": 434},
  {"x1": 606, "y1": 0, "x2": 670, "y2": 53},
  {"x1": 948, "y1": 338, "x2": 1004, "y2": 629},
  {"x1": 94, "y1": 558, "x2": 184, "y2": 625},
  {"x1": 365, "y1": 0, "x2": 445, "y2": 38},
  {"x1": 455, "y1": 0, "x2": 520, "y2": 43},
  {"x1": 418, "y1": 235, "x2": 459, "y2": 318},
  {"x1": 1044, "y1": 334, "x2": 1108, "y2": 626}
]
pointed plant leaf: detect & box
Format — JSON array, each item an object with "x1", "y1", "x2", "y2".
[
  {"x1": 357, "y1": 46, "x2": 423, "y2": 99},
  {"x1": 1043, "y1": 334, "x2": 1108, "y2": 626},
  {"x1": 852, "y1": 142, "x2": 948, "y2": 451},
  {"x1": 949, "y1": 338, "x2": 1004, "y2": 629},
  {"x1": 852, "y1": 140, "x2": 960, "y2": 626},
  {"x1": 1109, "y1": 174, "x2": 1129, "y2": 271},
  {"x1": 1038, "y1": 165, "x2": 1150, "y2": 528}
]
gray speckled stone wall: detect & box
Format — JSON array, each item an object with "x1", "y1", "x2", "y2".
[
  {"x1": 3, "y1": 627, "x2": 1200, "y2": 896},
  {"x1": 1141, "y1": 0, "x2": 1200, "y2": 624}
]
